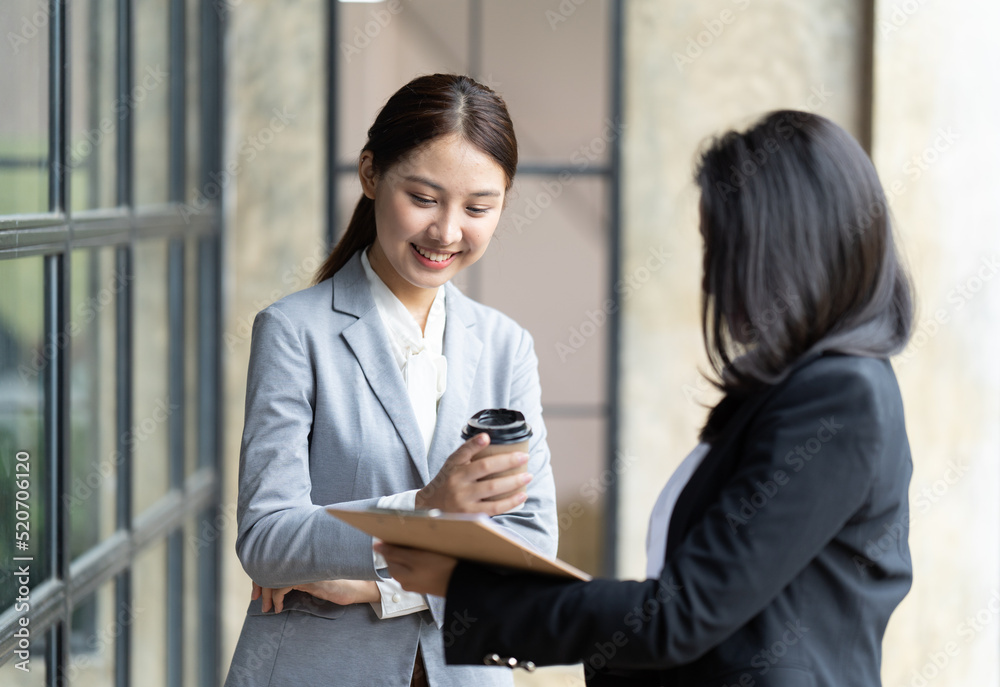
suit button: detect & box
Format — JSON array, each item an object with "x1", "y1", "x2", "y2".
[{"x1": 483, "y1": 654, "x2": 502, "y2": 666}]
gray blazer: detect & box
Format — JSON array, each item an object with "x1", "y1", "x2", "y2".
[{"x1": 224, "y1": 252, "x2": 558, "y2": 687}]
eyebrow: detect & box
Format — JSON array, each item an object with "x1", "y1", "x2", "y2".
[{"x1": 403, "y1": 175, "x2": 502, "y2": 198}]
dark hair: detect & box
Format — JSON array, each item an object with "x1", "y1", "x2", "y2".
[
  {"x1": 314, "y1": 74, "x2": 518, "y2": 283},
  {"x1": 696, "y1": 110, "x2": 913, "y2": 402}
]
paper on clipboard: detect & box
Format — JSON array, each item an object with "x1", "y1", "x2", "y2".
[{"x1": 327, "y1": 506, "x2": 591, "y2": 581}]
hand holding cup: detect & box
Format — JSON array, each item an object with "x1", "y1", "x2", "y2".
[{"x1": 415, "y1": 409, "x2": 533, "y2": 514}]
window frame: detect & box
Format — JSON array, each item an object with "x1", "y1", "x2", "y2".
[{"x1": 0, "y1": 1, "x2": 225, "y2": 685}]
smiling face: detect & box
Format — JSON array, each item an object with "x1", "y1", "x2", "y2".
[{"x1": 361, "y1": 133, "x2": 508, "y2": 308}]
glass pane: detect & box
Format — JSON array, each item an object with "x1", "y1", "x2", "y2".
[
  {"x1": 0, "y1": 257, "x2": 48, "y2": 610},
  {"x1": 69, "y1": 248, "x2": 119, "y2": 553},
  {"x1": 547, "y1": 416, "x2": 607, "y2": 576},
  {"x1": 67, "y1": 579, "x2": 117, "y2": 685},
  {"x1": 0, "y1": 0, "x2": 50, "y2": 214},
  {"x1": 132, "y1": 241, "x2": 170, "y2": 515},
  {"x1": 131, "y1": 540, "x2": 167, "y2": 687},
  {"x1": 182, "y1": 516, "x2": 201, "y2": 686},
  {"x1": 482, "y1": 0, "x2": 611, "y2": 165},
  {"x1": 0, "y1": 643, "x2": 46, "y2": 684},
  {"x1": 185, "y1": 0, "x2": 202, "y2": 204},
  {"x1": 477, "y1": 176, "x2": 609, "y2": 407},
  {"x1": 69, "y1": 0, "x2": 118, "y2": 210},
  {"x1": 336, "y1": 0, "x2": 469, "y2": 165},
  {"x1": 133, "y1": 0, "x2": 170, "y2": 206}
]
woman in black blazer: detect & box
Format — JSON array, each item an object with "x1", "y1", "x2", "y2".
[{"x1": 377, "y1": 110, "x2": 915, "y2": 687}]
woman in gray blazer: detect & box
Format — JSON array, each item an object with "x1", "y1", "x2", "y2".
[
  {"x1": 224, "y1": 75, "x2": 558, "y2": 687},
  {"x1": 379, "y1": 111, "x2": 915, "y2": 686}
]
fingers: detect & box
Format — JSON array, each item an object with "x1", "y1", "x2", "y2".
[
  {"x1": 374, "y1": 543, "x2": 415, "y2": 574},
  {"x1": 261, "y1": 586, "x2": 273, "y2": 613},
  {"x1": 446, "y1": 433, "x2": 490, "y2": 467},
  {"x1": 470, "y1": 471, "x2": 533, "y2": 504},
  {"x1": 373, "y1": 544, "x2": 457, "y2": 596},
  {"x1": 272, "y1": 586, "x2": 293, "y2": 614},
  {"x1": 466, "y1": 451, "x2": 530, "y2": 481},
  {"x1": 251, "y1": 582, "x2": 261, "y2": 601},
  {"x1": 479, "y1": 488, "x2": 530, "y2": 515}
]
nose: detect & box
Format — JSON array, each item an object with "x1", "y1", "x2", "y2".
[{"x1": 428, "y1": 205, "x2": 463, "y2": 246}]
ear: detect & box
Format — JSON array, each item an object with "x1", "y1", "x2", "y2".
[{"x1": 359, "y1": 151, "x2": 377, "y2": 200}]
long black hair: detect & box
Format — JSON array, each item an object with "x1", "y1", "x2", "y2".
[
  {"x1": 315, "y1": 74, "x2": 518, "y2": 283},
  {"x1": 696, "y1": 110, "x2": 913, "y2": 402}
]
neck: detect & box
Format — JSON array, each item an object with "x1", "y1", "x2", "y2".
[{"x1": 367, "y1": 244, "x2": 437, "y2": 332}]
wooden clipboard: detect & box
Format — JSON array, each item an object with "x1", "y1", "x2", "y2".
[{"x1": 327, "y1": 506, "x2": 591, "y2": 581}]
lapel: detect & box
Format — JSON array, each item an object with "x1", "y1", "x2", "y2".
[
  {"x1": 664, "y1": 352, "x2": 825, "y2": 557},
  {"x1": 665, "y1": 389, "x2": 773, "y2": 556},
  {"x1": 334, "y1": 253, "x2": 429, "y2": 482},
  {"x1": 426, "y1": 283, "x2": 483, "y2": 476}
]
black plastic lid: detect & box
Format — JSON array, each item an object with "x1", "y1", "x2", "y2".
[{"x1": 461, "y1": 408, "x2": 532, "y2": 444}]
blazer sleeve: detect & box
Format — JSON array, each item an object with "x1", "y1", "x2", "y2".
[
  {"x1": 487, "y1": 329, "x2": 559, "y2": 559},
  {"x1": 235, "y1": 307, "x2": 382, "y2": 588},
  {"x1": 443, "y1": 361, "x2": 889, "y2": 671}
]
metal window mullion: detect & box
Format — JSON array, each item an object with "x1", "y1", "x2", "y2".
[
  {"x1": 198, "y1": 2, "x2": 225, "y2": 683},
  {"x1": 196, "y1": 233, "x2": 222, "y2": 687},
  {"x1": 43, "y1": 251, "x2": 70, "y2": 686},
  {"x1": 49, "y1": 0, "x2": 69, "y2": 216},
  {"x1": 858, "y1": 0, "x2": 875, "y2": 154},
  {"x1": 166, "y1": 531, "x2": 184, "y2": 687},
  {"x1": 602, "y1": 0, "x2": 624, "y2": 579},
  {"x1": 169, "y1": 0, "x2": 187, "y2": 203},
  {"x1": 326, "y1": 1, "x2": 339, "y2": 250},
  {"x1": 117, "y1": 0, "x2": 134, "y2": 209},
  {"x1": 114, "y1": 242, "x2": 133, "y2": 687},
  {"x1": 85, "y1": 0, "x2": 103, "y2": 210},
  {"x1": 45, "y1": 0, "x2": 71, "y2": 680},
  {"x1": 115, "y1": 0, "x2": 134, "y2": 683},
  {"x1": 166, "y1": 235, "x2": 185, "y2": 687},
  {"x1": 465, "y1": 0, "x2": 483, "y2": 302}
]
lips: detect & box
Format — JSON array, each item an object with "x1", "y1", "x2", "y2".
[{"x1": 411, "y1": 243, "x2": 457, "y2": 268}]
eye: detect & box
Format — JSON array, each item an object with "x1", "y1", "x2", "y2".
[
  {"x1": 466, "y1": 206, "x2": 491, "y2": 215},
  {"x1": 408, "y1": 193, "x2": 434, "y2": 206}
]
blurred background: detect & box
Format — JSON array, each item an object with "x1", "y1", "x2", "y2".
[{"x1": 0, "y1": 1, "x2": 996, "y2": 685}]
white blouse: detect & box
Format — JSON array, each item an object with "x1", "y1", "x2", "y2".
[
  {"x1": 360, "y1": 249, "x2": 447, "y2": 619},
  {"x1": 645, "y1": 443, "x2": 711, "y2": 580}
]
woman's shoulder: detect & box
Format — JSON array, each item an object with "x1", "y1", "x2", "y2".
[
  {"x1": 764, "y1": 353, "x2": 905, "y2": 435},
  {"x1": 253, "y1": 280, "x2": 343, "y2": 334},
  {"x1": 785, "y1": 353, "x2": 899, "y2": 395}
]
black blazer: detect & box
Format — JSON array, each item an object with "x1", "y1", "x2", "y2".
[{"x1": 443, "y1": 354, "x2": 912, "y2": 686}]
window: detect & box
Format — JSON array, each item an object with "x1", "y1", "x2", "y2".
[{"x1": 0, "y1": 1, "x2": 224, "y2": 684}]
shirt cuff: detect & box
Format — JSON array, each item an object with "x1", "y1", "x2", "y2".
[
  {"x1": 377, "y1": 489, "x2": 419, "y2": 511},
  {"x1": 369, "y1": 577, "x2": 429, "y2": 619},
  {"x1": 373, "y1": 490, "x2": 420, "y2": 570}
]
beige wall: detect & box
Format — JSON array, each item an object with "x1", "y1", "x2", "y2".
[
  {"x1": 871, "y1": 1, "x2": 1000, "y2": 683},
  {"x1": 620, "y1": 0, "x2": 1000, "y2": 685}
]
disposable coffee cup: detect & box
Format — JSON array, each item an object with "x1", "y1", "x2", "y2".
[{"x1": 461, "y1": 408, "x2": 533, "y2": 501}]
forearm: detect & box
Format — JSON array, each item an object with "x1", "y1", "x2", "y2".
[
  {"x1": 444, "y1": 563, "x2": 673, "y2": 669},
  {"x1": 236, "y1": 495, "x2": 382, "y2": 588}
]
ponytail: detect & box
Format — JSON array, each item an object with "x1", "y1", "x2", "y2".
[{"x1": 314, "y1": 195, "x2": 376, "y2": 283}]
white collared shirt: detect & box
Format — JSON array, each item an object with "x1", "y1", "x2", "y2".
[
  {"x1": 361, "y1": 249, "x2": 447, "y2": 619},
  {"x1": 645, "y1": 443, "x2": 711, "y2": 580},
  {"x1": 361, "y1": 250, "x2": 448, "y2": 453}
]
